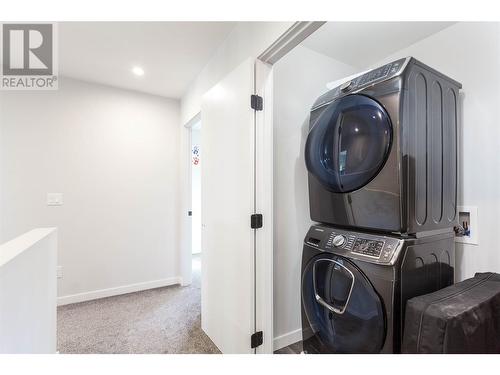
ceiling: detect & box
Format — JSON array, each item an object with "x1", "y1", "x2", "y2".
[
  {"x1": 301, "y1": 22, "x2": 455, "y2": 68},
  {"x1": 59, "y1": 22, "x2": 236, "y2": 98},
  {"x1": 58, "y1": 22, "x2": 455, "y2": 98}
]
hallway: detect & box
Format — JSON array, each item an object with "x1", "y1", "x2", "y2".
[{"x1": 57, "y1": 255, "x2": 219, "y2": 354}]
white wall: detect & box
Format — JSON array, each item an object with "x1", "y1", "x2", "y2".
[
  {"x1": 272, "y1": 45, "x2": 357, "y2": 348},
  {"x1": 0, "y1": 78, "x2": 182, "y2": 304},
  {"x1": 191, "y1": 127, "x2": 201, "y2": 254},
  {"x1": 0, "y1": 228, "x2": 57, "y2": 353},
  {"x1": 370, "y1": 22, "x2": 500, "y2": 281},
  {"x1": 181, "y1": 22, "x2": 293, "y2": 124}
]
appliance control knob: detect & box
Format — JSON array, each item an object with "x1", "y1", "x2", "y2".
[
  {"x1": 332, "y1": 235, "x2": 346, "y2": 247},
  {"x1": 340, "y1": 80, "x2": 353, "y2": 92}
]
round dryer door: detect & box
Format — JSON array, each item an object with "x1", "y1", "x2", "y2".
[
  {"x1": 302, "y1": 254, "x2": 386, "y2": 353},
  {"x1": 305, "y1": 94, "x2": 392, "y2": 193}
]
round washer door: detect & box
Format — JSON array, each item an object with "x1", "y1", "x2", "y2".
[
  {"x1": 302, "y1": 253, "x2": 386, "y2": 353},
  {"x1": 305, "y1": 94, "x2": 392, "y2": 193}
]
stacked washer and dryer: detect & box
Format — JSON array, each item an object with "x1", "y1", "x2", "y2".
[{"x1": 301, "y1": 57, "x2": 462, "y2": 353}]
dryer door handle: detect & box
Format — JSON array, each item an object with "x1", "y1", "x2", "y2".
[{"x1": 312, "y1": 259, "x2": 355, "y2": 315}]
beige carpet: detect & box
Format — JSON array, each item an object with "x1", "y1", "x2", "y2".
[{"x1": 57, "y1": 255, "x2": 220, "y2": 354}]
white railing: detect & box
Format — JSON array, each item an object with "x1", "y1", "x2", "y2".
[{"x1": 0, "y1": 228, "x2": 57, "y2": 353}]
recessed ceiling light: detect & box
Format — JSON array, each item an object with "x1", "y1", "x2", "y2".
[{"x1": 132, "y1": 66, "x2": 144, "y2": 76}]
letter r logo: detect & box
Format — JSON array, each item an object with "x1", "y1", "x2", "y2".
[{"x1": 2, "y1": 24, "x2": 53, "y2": 76}]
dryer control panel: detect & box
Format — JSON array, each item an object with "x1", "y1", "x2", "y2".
[
  {"x1": 311, "y1": 57, "x2": 407, "y2": 111},
  {"x1": 305, "y1": 225, "x2": 404, "y2": 265}
]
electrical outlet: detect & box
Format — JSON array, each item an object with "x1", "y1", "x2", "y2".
[{"x1": 57, "y1": 266, "x2": 63, "y2": 279}]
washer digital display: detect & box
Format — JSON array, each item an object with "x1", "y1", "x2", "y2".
[{"x1": 352, "y1": 238, "x2": 384, "y2": 258}]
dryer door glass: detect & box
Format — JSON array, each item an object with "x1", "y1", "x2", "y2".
[
  {"x1": 302, "y1": 254, "x2": 385, "y2": 353},
  {"x1": 305, "y1": 94, "x2": 392, "y2": 193}
]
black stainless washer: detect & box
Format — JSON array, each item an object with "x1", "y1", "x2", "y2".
[{"x1": 301, "y1": 224, "x2": 455, "y2": 354}]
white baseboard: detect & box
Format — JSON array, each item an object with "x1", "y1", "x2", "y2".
[
  {"x1": 57, "y1": 276, "x2": 183, "y2": 306},
  {"x1": 273, "y1": 328, "x2": 302, "y2": 351}
]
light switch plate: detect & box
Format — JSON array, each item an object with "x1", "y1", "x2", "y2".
[{"x1": 47, "y1": 193, "x2": 64, "y2": 206}]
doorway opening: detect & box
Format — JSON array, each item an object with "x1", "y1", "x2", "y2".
[
  {"x1": 190, "y1": 118, "x2": 202, "y2": 275},
  {"x1": 191, "y1": 121, "x2": 202, "y2": 256}
]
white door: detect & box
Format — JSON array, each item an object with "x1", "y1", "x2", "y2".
[{"x1": 201, "y1": 58, "x2": 257, "y2": 354}]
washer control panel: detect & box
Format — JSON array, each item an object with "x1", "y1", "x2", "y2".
[
  {"x1": 305, "y1": 225, "x2": 403, "y2": 265},
  {"x1": 352, "y1": 238, "x2": 384, "y2": 258}
]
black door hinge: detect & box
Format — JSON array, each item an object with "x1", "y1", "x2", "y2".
[
  {"x1": 250, "y1": 94, "x2": 263, "y2": 111},
  {"x1": 250, "y1": 214, "x2": 263, "y2": 229},
  {"x1": 251, "y1": 331, "x2": 263, "y2": 349}
]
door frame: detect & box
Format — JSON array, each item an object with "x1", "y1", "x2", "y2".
[
  {"x1": 178, "y1": 21, "x2": 326, "y2": 353},
  {"x1": 254, "y1": 60, "x2": 274, "y2": 353},
  {"x1": 254, "y1": 21, "x2": 325, "y2": 354}
]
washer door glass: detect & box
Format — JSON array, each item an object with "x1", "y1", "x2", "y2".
[
  {"x1": 302, "y1": 254, "x2": 386, "y2": 353},
  {"x1": 305, "y1": 94, "x2": 392, "y2": 193}
]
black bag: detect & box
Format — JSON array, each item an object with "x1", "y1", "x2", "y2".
[{"x1": 402, "y1": 272, "x2": 500, "y2": 353}]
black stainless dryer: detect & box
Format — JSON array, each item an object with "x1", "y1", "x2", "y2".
[
  {"x1": 305, "y1": 57, "x2": 462, "y2": 234},
  {"x1": 301, "y1": 224, "x2": 455, "y2": 354}
]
